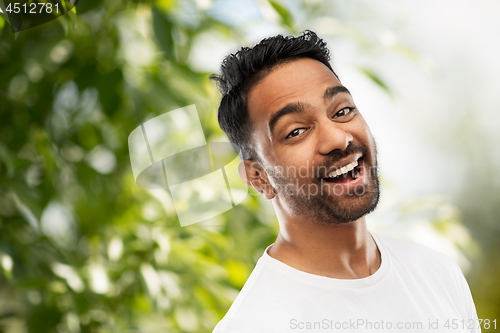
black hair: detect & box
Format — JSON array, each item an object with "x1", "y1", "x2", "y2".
[{"x1": 211, "y1": 30, "x2": 338, "y2": 160}]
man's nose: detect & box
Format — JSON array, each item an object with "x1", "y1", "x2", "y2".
[{"x1": 316, "y1": 120, "x2": 353, "y2": 155}]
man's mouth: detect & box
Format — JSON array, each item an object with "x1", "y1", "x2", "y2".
[{"x1": 323, "y1": 158, "x2": 362, "y2": 184}]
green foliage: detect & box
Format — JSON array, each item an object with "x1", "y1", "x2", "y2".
[
  {"x1": 1, "y1": 0, "x2": 498, "y2": 332},
  {"x1": 0, "y1": 1, "x2": 279, "y2": 332},
  {"x1": 268, "y1": 0, "x2": 297, "y2": 33},
  {"x1": 359, "y1": 68, "x2": 391, "y2": 96}
]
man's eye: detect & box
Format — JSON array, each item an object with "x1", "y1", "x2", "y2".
[
  {"x1": 286, "y1": 128, "x2": 306, "y2": 139},
  {"x1": 334, "y1": 107, "x2": 355, "y2": 118}
]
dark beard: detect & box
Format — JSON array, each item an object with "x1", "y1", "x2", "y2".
[{"x1": 269, "y1": 142, "x2": 380, "y2": 225}]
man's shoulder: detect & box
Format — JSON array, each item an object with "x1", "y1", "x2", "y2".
[
  {"x1": 374, "y1": 232, "x2": 462, "y2": 276},
  {"x1": 374, "y1": 232, "x2": 474, "y2": 320},
  {"x1": 375, "y1": 232, "x2": 456, "y2": 260},
  {"x1": 212, "y1": 252, "x2": 291, "y2": 333}
]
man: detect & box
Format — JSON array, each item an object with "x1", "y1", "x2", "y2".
[{"x1": 211, "y1": 31, "x2": 480, "y2": 333}]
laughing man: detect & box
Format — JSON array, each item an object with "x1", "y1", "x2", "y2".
[{"x1": 211, "y1": 30, "x2": 480, "y2": 333}]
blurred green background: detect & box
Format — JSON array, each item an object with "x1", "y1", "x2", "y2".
[{"x1": 0, "y1": 0, "x2": 499, "y2": 332}]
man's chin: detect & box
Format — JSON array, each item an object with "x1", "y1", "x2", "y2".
[
  {"x1": 328, "y1": 195, "x2": 379, "y2": 223},
  {"x1": 297, "y1": 177, "x2": 380, "y2": 225}
]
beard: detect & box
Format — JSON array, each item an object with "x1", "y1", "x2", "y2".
[{"x1": 267, "y1": 141, "x2": 380, "y2": 225}]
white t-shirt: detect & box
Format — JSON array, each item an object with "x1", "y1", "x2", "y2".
[{"x1": 213, "y1": 232, "x2": 480, "y2": 333}]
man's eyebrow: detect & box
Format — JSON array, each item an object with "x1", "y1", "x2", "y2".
[
  {"x1": 324, "y1": 85, "x2": 351, "y2": 101},
  {"x1": 268, "y1": 102, "x2": 309, "y2": 137},
  {"x1": 268, "y1": 86, "x2": 351, "y2": 137}
]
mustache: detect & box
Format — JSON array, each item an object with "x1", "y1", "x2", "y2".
[{"x1": 314, "y1": 142, "x2": 369, "y2": 180}]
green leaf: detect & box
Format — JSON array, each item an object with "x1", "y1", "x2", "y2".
[
  {"x1": 268, "y1": 0, "x2": 295, "y2": 32},
  {"x1": 360, "y1": 68, "x2": 391, "y2": 95},
  {"x1": 152, "y1": 5, "x2": 176, "y2": 60}
]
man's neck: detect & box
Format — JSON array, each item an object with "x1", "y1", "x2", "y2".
[{"x1": 267, "y1": 215, "x2": 381, "y2": 279}]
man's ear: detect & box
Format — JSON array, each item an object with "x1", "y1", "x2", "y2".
[{"x1": 239, "y1": 160, "x2": 275, "y2": 200}]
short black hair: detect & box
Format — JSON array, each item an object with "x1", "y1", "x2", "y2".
[{"x1": 211, "y1": 30, "x2": 338, "y2": 160}]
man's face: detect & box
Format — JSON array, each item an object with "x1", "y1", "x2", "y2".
[{"x1": 246, "y1": 58, "x2": 379, "y2": 224}]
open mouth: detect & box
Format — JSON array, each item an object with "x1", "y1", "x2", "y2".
[{"x1": 323, "y1": 158, "x2": 362, "y2": 184}]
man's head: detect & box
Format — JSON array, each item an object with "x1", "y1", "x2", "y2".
[
  {"x1": 212, "y1": 30, "x2": 380, "y2": 225},
  {"x1": 211, "y1": 30, "x2": 335, "y2": 161}
]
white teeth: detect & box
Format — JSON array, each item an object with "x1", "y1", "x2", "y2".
[{"x1": 326, "y1": 160, "x2": 359, "y2": 178}]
